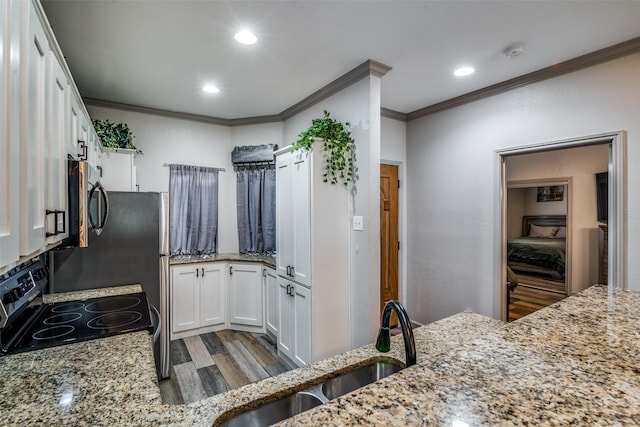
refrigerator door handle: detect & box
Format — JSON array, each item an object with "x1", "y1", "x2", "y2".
[{"x1": 150, "y1": 304, "x2": 161, "y2": 343}]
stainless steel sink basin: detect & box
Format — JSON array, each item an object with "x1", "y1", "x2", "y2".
[
  {"x1": 218, "y1": 360, "x2": 402, "y2": 426},
  {"x1": 219, "y1": 389, "x2": 324, "y2": 427},
  {"x1": 322, "y1": 360, "x2": 402, "y2": 400}
]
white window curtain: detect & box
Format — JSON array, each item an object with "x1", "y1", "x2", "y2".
[{"x1": 169, "y1": 164, "x2": 219, "y2": 255}]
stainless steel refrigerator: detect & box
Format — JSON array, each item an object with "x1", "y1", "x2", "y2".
[{"x1": 51, "y1": 192, "x2": 170, "y2": 380}]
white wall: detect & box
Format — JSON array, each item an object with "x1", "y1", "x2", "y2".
[
  {"x1": 283, "y1": 77, "x2": 380, "y2": 348},
  {"x1": 406, "y1": 53, "x2": 640, "y2": 324},
  {"x1": 381, "y1": 117, "x2": 408, "y2": 306},
  {"x1": 86, "y1": 104, "x2": 283, "y2": 253}
]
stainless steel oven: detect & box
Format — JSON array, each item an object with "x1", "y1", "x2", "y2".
[{"x1": 60, "y1": 160, "x2": 109, "y2": 248}]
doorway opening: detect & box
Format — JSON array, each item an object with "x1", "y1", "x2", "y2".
[{"x1": 496, "y1": 132, "x2": 626, "y2": 322}]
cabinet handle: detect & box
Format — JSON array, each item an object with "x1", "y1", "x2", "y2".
[
  {"x1": 263, "y1": 268, "x2": 267, "y2": 277},
  {"x1": 97, "y1": 165, "x2": 103, "y2": 177},
  {"x1": 229, "y1": 266, "x2": 233, "y2": 275},
  {"x1": 201, "y1": 268, "x2": 204, "y2": 277},
  {"x1": 45, "y1": 210, "x2": 66, "y2": 237},
  {"x1": 286, "y1": 284, "x2": 291, "y2": 296},
  {"x1": 78, "y1": 140, "x2": 87, "y2": 160},
  {"x1": 286, "y1": 266, "x2": 290, "y2": 276},
  {"x1": 196, "y1": 268, "x2": 199, "y2": 278},
  {"x1": 290, "y1": 266, "x2": 295, "y2": 277}
]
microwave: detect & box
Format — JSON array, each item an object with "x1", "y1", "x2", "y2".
[{"x1": 59, "y1": 160, "x2": 109, "y2": 248}]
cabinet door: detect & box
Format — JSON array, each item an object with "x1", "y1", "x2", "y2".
[
  {"x1": 0, "y1": 0, "x2": 20, "y2": 268},
  {"x1": 20, "y1": 2, "x2": 47, "y2": 255},
  {"x1": 291, "y1": 151, "x2": 311, "y2": 286},
  {"x1": 100, "y1": 150, "x2": 136, "y2": 191},
  {"x1": 68, "y1": 93, "x2": 81, "y2": 159},
  {"x1": 293, "y1": 284, "x2": 311, "y2": 366},
  {"x1": 275, "y1": 152, "x2": 292, "y2": 278},
  {"x1": 171, "y1": 266, "x2": 199, "y2": 333},
  {"x1": 45, "y1": 51, "x2": 69, "y2": 244},
  {"x1": 228, "y1": 263, "x2": 263, "y2": 327},
  {"x1": 265, "y1": 267, "x2": 278, "y2": 337},
  {"x1": 277, "y1": 277, "x2": 294, "y2": 360},
  {"x1": 200, "y1": 263, "x2": 226, "y2": 327}
]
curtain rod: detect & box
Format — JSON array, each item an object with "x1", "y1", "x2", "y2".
[{"x1": 163, "y1": 163, "x2": 225, "y2": 172}]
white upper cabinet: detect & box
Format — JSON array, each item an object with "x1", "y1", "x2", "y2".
[
  {"x1": 276, "y1": 149, "x2": 311, "y2": 286},
  {"x1": 100, "y1": 149, "x2": 137, "y2": 191},
  {"x1": 0, "y1": 0, "x2": 20, "y2": 268},
  {"x1": 44, "y1": 51, "x2": 69, "y2": 244},
  {"x1": 69, "y1": 93, "x2": 81, "y2": 160},
  {"x1": 19, "y1": 0, "x2": 48, "y2": 256}
]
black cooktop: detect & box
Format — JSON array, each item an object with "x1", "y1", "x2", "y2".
[{"x1": 9, "y1": 292, "x2": 154, "y2": 354}]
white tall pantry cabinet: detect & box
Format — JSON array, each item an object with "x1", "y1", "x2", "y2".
[{"x1": 275, "y1": 145, "x2": 350, "y2": 367}]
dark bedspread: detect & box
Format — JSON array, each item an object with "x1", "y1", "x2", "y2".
[{"x1": 507, "y1": 237, "x2": 566, "y2": 276}]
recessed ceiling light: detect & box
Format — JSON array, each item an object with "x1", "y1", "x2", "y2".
[
  {"x1": 453, "y1": 66, "x2": 475, "y2": 77},
  {"x1": 234, "y1": 31, "x2": 257, "y2": 45},
  {"x1": 202, "y1": 84, "x2": 220, "y2": 94}
]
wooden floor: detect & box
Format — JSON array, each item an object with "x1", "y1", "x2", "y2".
[
  {"x1": 515, "y1": 272, "x2": 566, "y2": 294},
  {"x1": 508, "y1": 285, "x2": 567, "y2": 322},
  {"x1": 159, "y1": 330, "x2": 296, "y2": 405}
]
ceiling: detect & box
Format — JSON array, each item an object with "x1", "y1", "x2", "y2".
[{"x1": 41, "y1": 1, "x2": 640, "y2": 121}]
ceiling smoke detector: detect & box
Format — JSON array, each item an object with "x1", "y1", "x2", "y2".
[{"x1": 502, "y1": 43, "x2": 525, "y2": 59}]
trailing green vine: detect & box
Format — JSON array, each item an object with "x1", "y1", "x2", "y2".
[
  {"x1": 93, "y1": 119, "x2": 142, "y2": 154},
  {"x1": 292, "y1": 110, "x2": 355, "y2": 186}
]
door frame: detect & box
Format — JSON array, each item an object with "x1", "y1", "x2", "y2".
[{"x1": 495, "y1": 131, "x2": 627, "y2": 321}]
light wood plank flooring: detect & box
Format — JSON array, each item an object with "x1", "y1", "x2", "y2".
[
  {"x1": 508, "y1": 285, "x2": 567, "y2": 322},
  {"x1": 159, "y1": 330, "x2": 296, "y2": 405}
]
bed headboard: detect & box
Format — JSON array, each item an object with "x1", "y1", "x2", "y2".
[{"x1": 522, "y1": 215, "x2": 566, "y2": 237}]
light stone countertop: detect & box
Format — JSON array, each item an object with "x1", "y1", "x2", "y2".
[
  {"x1": 170, "y1": 253, "x2": 275, "y2": 269},
  {"x1": 2, "y1": 284, "x2": 639, "y2": 426}
]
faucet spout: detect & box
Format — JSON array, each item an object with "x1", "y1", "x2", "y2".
[{"x1": 375, "y1": 300, "x2": 416, "y2": 367}]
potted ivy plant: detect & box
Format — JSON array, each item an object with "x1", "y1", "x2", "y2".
[
  {"x1": 93, "y1": 119, "x2": 142, "y2": 154},
  {"x1": 292, "y1": 110, "x2": 355, "y2": 186}
]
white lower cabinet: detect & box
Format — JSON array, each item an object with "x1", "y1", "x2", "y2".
[
  {"x1": 228, "y1": 263, "x2": 263, "y2": 332},
  {"x1": 171, "y1": 261, "x2": 269, "y2": 339},
  {"x1": 170, "y1": 262, "x2": 226, "y2": 339},
  {"x1": 277, "y1": 277, "x2": 311, "y2": 367},
  {"x1": 264, "y1": 267, "x2": 278, "y2": 339}
]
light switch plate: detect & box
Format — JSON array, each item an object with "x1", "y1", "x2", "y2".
[{"x1": 353, "y1": 216, "x2": 364, "y2": 231}]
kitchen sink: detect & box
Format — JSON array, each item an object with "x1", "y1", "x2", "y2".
[
  {"x1": 322, "y1": 360, "x2": 402, "y2": 400},
  {"x1": 217, "y1": 360, "x2": 402, "y2": 426},
  {"x1": 219, "y1": 388, "x2": 324, "y2": 427}
]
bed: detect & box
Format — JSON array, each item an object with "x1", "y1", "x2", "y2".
[{"x1": 507, "y1": 215, "x2": 566, "y2": 280}]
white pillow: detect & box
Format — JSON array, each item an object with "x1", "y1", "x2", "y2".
[
  {"x1": 529, "y1": 224, "x2": 558, "y2": 238},
  {"x1": 555, "y1": 227, "x2": 566, "y2": 238}
]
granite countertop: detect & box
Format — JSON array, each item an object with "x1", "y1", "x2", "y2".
[
  {"x1": 2, "y1": 284, "x2": 639, "y2": 425},
  {"x1": 170, "y1": 252, "x2": 275, "y2": 268}
]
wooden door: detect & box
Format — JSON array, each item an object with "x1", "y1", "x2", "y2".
[{"x1": 380, "y1": 164, "x2": 399, "y2": 323}]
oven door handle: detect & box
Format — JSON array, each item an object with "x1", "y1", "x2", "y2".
[{"x1": 150, "y1": 305, "x2": 161, "y2": 343}]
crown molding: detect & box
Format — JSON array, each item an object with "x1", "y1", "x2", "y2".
[
  {"x1": 407, "y1": 36, "x2": 640, "y2": 121},
  {"x1": 279, "y1": 59, "x2": 392, "y2": 120},
  {"x1": 84, "y1": 59, "x2": 392, "y2": 126},
  {"x1": 381, "y1": 108, "x2": 408, "y2": 122},
  {"x1": 83, "y1": 97, "x2": 232, "y2": 126}
]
